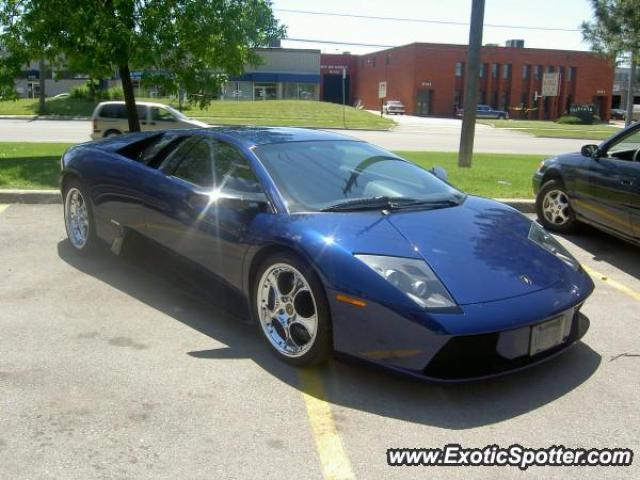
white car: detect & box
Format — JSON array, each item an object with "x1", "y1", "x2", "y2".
[
  {"x1": 90, "y1": 101, "x2": 208, "y2": 140},
  {"x1": 383, "y1": 100, "x2": 406, "y2": 115}
]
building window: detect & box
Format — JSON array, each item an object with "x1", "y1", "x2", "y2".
[
  {"x1": 492, "y1": 90, "x2": 499, "y2": 108},
  {"x1": 455, "y1": 62, "x2": 463, "y2": 77},
  {"x1": 479, "y1": 64, "x2": 485, "y2": 78},
  {"x1": 520, "y1": 92, "x2": 528, "y2": 108},
  {"x1": 546, "y1": 65, "x2": 555, "y2": 73},
  {"x1": 491, "y1": 63, "x2": 498, "y2": 78},
  {"x1": 533, "y1": 65, "x2": 541, "y2": 81},
  {"x1": 479, "y1": 90, "x2": 486, "y2": 104},
  {"x1": 568, "y1": 67, "x2": 576, "y2": 81},
  {"x1": 500, "y1": 92, "x2": 510, "y2": 110},
  {"x1": 522, "y1": 65, "x2": 530, "y2": 80},
  {"x1": 503, "y1": 64, "x2": 512, "y2": 80},
  {"x1": 283, "y1": 82, "x2": 318, "y2": 100}
]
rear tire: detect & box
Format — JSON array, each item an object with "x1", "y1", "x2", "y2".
[
  {"x1": 63, "y1": 179, "x2": 99, "y2": 255},
  {"x1": 252, "y1": 252, "x2": 332, "y2": 366},
  {"x1": 536, "y1": 179, "x2": 578, "y2": 233}
]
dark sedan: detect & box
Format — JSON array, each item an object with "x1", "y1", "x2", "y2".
[{"x1": 533, "y1": 122, "x2": 640, "y2": 245}]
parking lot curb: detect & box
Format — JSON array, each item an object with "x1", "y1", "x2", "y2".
[
  {"x1": 0, "y1": 189, "x2": 61, "y2": 204},
  {"x1": 0, "y1": 190, "x2": 537, "y2": 213},
  {"x1": 497, "y1": 198, "x2": 535, "y2": 213}
]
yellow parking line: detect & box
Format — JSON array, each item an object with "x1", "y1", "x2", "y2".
[
  {"x1": 0, "y1": 204, "x2": 9, "y2": 215},
  {"x1": 299, "y1": 368, "x2": 355, "y2": 480},
  {"x1": 582, "y1": 264, "x2": 640, "y2": 302}
]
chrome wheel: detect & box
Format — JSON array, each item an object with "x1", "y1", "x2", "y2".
[
  {"x1": 257, "y1": 263, "x2": 318, "y2": 358},
  {"x1": 65, "y1": 187, "x2": 90, "y2": 249},
  {"x1": 542, "y1": 189, "x2": 571, "y2": 226}
]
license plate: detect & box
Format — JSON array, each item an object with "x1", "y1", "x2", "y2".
[{"x1": 530, "y1": 313, "x2": 571, "y2": 355}]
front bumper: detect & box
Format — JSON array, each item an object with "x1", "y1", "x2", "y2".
[{"x1": 329, "y1": 273, "x2": 594, "y2": 382}]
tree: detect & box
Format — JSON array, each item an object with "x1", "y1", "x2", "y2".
[
  {"x1": 0, "y1": 0, "x2": 285, "y2": 131},
  {"x1": 582, "y1": 0, "x2": 640, "y2": 126}
]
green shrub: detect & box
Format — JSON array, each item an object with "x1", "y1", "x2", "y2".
[
  {"x1": 556, "y1": 115, "x2": 584, "y2": 124},
  {"x1": 69, "y1": 83, "x2": 91, "y2": 99},
  {"x1": 102, "y1": 86, "x2": 124, "y2": 100}
]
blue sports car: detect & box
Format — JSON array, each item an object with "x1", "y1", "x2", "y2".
[{"x1": 61, "y1": 127, "x2": 594, "y2": 381}]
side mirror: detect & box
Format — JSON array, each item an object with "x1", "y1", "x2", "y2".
[
  {"x1": 187, "y1": 190, "x2": 270, "y2": 213},
  {"x1": 581, "y1": 144, "x2": 600, "y2": 159},
  {"x1": 218, "y1": 191, "x2": 270, "y2": 213},
  {"x1": 430, "y1": 166, "x2": 448, "y2": 182}
]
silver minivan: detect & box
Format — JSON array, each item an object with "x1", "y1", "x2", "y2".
[{"x1": 90, "y1": 101, "x2": 208, "y2": 140}]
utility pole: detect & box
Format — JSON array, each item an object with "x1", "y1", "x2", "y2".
[
  {"x1": 458, "y1": 0, "x2": 485, "y2": 168},
  {"x1": 625, "y1": 54, "x2": 636, "y2": 128}
]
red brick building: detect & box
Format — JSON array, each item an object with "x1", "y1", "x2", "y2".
[{"x1": 321, "y1": 42, "x2": 614, "y2": 121}]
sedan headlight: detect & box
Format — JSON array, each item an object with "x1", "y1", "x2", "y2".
[
  {"x1": 528, "y1": 222, "x2": 579, "y2": 271},
  {"x1": 355, "y1": 254, "x2": 457, "y2": 309}
]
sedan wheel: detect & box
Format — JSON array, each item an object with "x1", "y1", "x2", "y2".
[
  {"x1": 254, "y1": 254, "x2": 331, "y2": 365},
  {"x1": 536, "y1": 179, "x2": 578, "y2": 233},
  {"x1": 542, "y1": 190, "x2": 571, "y2": 226}
]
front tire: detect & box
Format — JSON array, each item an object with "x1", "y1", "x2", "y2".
[
  {"x1": 536, "y1": 179, "x2": 578, "y2": 233},
  {"x1": 252, "y1": 252, "x2": 332, "y2": 366},
  {"x1": 63, "y1": 180, "x2": 98, "y2": 254}
]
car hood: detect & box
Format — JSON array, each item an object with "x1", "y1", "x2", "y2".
[
  {"x1": 186, "y1": 118, "x2": 210, "y2": 128},
  {"x1": 382, "y1": 196, "x2": 573, "y2": 305}
]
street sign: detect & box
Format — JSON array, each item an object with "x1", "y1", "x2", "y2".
[
  {"x1": 378, "y1": 81, "x2": 387, "y2": 99},
  {"x1": 541, "y1": 72, "x2": 560, "y2": 97}
]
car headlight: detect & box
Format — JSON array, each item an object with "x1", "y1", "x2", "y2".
[
  {"x1": 528, "y1": 222, "x2": 579, "y2": 271},
  {"x1": 355, "y1": 254, "x2": 457, "y2": 309}
]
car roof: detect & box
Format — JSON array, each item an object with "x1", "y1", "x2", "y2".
[
  {"x1": 96, "y1": 101, "x2": 168, "y2": 108},
  {"x1": 197, "y1": 126, "x2": 358, "y2": 147}
]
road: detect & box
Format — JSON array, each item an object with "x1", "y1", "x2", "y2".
[
  {"x1": 0, "y1": 115, "x2": 595, "y2": 154},
  {"x1": 0, "y1": 204, "x2": 638, "y2": 479}
]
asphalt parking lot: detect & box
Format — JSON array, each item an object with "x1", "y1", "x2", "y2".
[{"x1": 1, "y1": 204, "x2": 638, "y2": 480}]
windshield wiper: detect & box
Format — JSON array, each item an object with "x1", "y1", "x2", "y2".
[
  {"x1": 321, "y1": 196, "x2": 465, "y2": 212},
  {"x1": 321, "y1": 196, "x2": 399, "y2": 212},
  {"x1": 387, "y1": 197, "x2": 465, "y2": 211}
]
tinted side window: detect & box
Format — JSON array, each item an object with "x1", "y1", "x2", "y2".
[
  {"x1": 160, "y1": 136, "x2": 201, "y2": 172},
  {"x1": 172, "y1": 138, "x2": 214, "y2": 187},
  {"x1": 137, "y1": 134, "x2": 186, "y2": 166},
  {"x1": 98, "y1": 104, "x2": 145, "y2": 120},
  {"x1": 213, "y1": 142, "x2": 262, "y2": 193}
]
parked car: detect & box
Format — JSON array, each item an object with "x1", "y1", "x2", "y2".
[
  {"x1": 90, "y1": 101, "x2": 208, "y2": 140},
  {"x1": 610, "y1": 108, "x2": 626, "y2": 120},
  {"x1": 383, "y1": 100, "x2": 405, "y2": 115},
  {"x1": 52, "y1": 92, "x2": 70, "y2": 99},
  {"x1": 533, "y1": 121, "x2": 640, "y2": 245},
  {"x1": 456, "y1": 104, "x2": 508, "y2": 119},
  {"x1": 61, "y1": 127, "x2": 593, "y2": 381}
]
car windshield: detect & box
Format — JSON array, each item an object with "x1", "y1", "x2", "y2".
[
  {"x1": 254, "y1": 140, "x2": 463, "y2": 213},
  {"x1": 163, "y1": 105, "x2": 188, "y2": 120}
]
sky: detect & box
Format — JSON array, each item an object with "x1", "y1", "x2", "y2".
[{"x1": 272, "y1": 0, "x2": 596, "y2": 54}]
